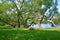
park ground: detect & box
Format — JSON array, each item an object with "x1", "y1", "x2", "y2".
[{"x1": 0, "y1": 28, "x2": 60, "y2": 40}]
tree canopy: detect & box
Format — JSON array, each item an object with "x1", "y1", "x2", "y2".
[{"x1": 0, "y1": 0, "x2": 59, "y2": 28}]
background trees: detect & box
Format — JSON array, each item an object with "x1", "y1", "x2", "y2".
[{"x1": 0, "y1": 0, "x2": 59, "y2": 28}]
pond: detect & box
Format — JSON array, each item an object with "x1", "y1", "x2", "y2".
[{"x1": 30, "y1": 24, "x2": 60, "y2": 28}]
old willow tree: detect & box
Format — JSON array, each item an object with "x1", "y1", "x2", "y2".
[{"x1": 0, "y1": 0, "x2": 58, "y2": 28}]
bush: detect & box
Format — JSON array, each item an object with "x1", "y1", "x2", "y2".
[{"x1": 0, "y1": 25, "x2": 13, "y2": 29}]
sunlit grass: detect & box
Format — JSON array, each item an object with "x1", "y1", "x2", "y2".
[{"x1": 0, "y1": 28, "x2": 60, "y2": 40}]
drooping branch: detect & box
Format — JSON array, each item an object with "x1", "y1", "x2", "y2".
[{"x1": 0, "y1": 18, "x2": 16, "y2": 28}]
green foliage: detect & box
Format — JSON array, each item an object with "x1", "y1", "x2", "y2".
[
  {"x1": 0, "y1": 25, "x2": 13, "y2": 29},
  {"x1": 53, "y1": 14, "x2": 60, "y2": 24},
  {"x1": 0, "y1": 21, "x2": 5, "y2": 26},
  {"x1": 42, "y1": 20, "x2": 48, "y2": 23},
  {"x1": 0, "y1": 0, "x2": 58, "y2": 28}
]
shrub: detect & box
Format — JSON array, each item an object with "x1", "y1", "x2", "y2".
[{"x1": 0, "y1": 25, "x2": 13, "y2": 29}]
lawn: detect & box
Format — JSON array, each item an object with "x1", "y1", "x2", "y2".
[{"x1": 0, "y1": 28, "x2": 60, "y2": 40}]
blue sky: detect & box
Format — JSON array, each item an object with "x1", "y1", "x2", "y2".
[{"x1": 57, "y1": 0, "x2": 60, "y2": 13}]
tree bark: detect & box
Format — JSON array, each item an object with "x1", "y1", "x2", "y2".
[
  {"x1": 51, "y1": 21, "x2": 57, "y2": 28},
  {"x1": 39, "y1": 16, "x2": 44, "y2": 28},
  {"x1": 36, "y1": 13, "x2": 44, "y2": 28},
  {"x1": 17, "y1": 11, "x2": 20, "y2": 28}
]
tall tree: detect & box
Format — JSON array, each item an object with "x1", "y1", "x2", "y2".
[{"x1": 0, "y1": 0, "x2": 58, "y2": 28}]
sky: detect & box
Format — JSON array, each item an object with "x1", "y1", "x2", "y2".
[{"x1": 57, "y1": 0, "x2": 60, "y2": 13}]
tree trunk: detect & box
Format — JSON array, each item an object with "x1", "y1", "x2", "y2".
[
  {"x1": 39, "y1": 16, "x2": 44, "y2": 28},
  {"x1": 37, "y1": 20, "x2": 41, "y2": 28},
  {"x1": 17, "y1": 11, "x2": 20, "y2": 28},
  {"x1": 51, "y1": 21, "x2": 57, "y2": 28},
  {"x1": 36, "y1": 13, "x2": 44, "y2": 28}
]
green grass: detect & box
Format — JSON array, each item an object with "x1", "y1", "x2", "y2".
[{"x1": 0, "y1": 29, "x2": 60, "y2": 40}]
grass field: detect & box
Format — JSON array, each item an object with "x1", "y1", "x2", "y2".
[{"x1": 0, "y1": 28, "x2": 60, "y2": 40}]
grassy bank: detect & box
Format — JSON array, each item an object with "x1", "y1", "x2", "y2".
[{"x1": 0, "y1": 29, "x2": 60, "y2": 40}]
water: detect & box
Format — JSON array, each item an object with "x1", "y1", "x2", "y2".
[
  {"x1": 30, "y1": 24, "x2": 60, "y2": 28},
  {"x1": 56, "y1": 24, "x2": 60, "y2": 28}
]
